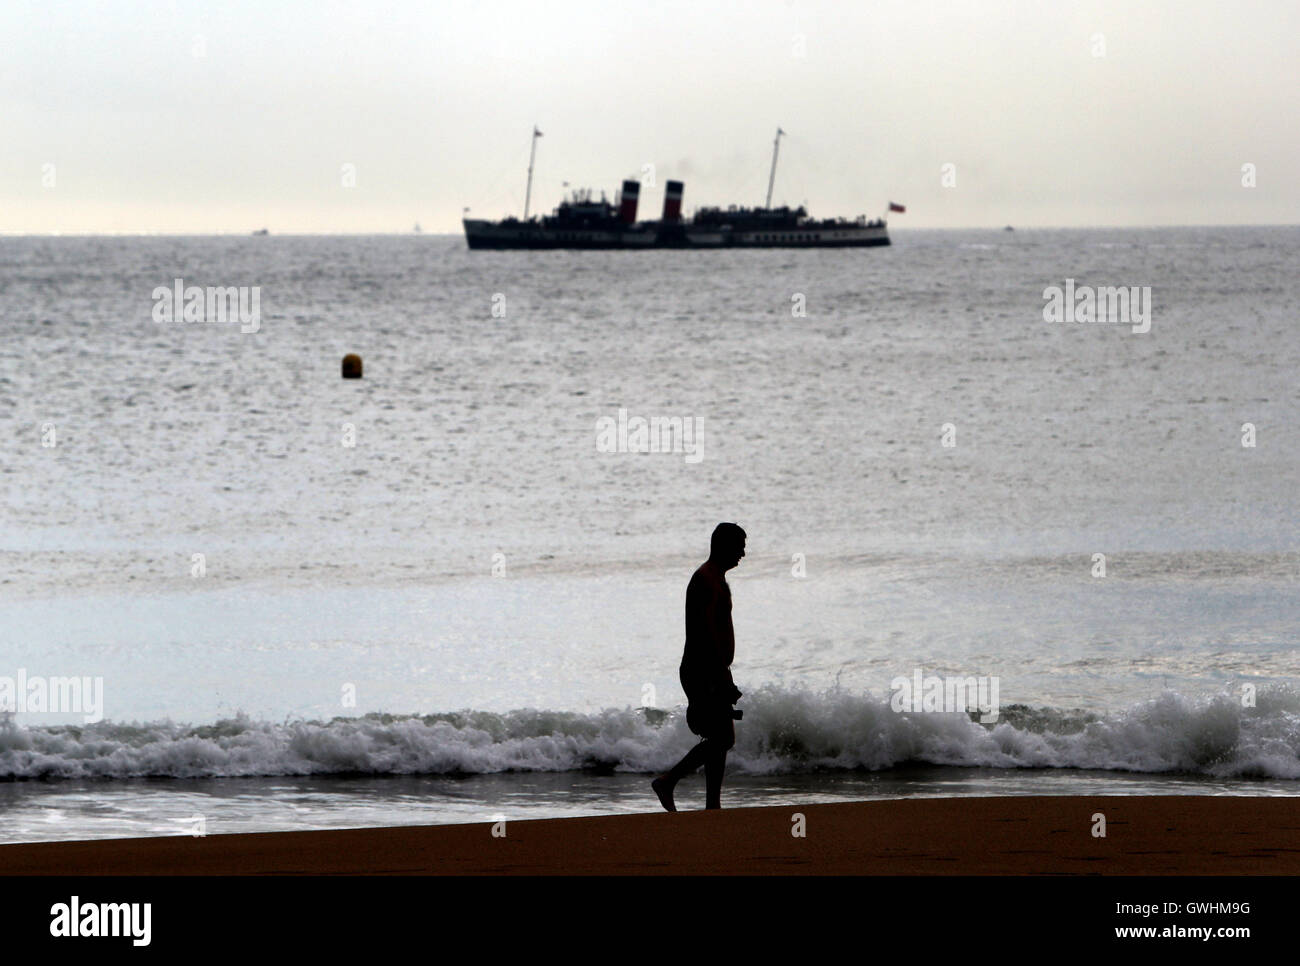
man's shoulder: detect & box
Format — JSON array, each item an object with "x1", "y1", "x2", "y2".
[{"x1": 688, "y1": 562, "x2": 720, "y2": 589}]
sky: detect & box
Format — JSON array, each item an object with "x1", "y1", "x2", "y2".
[{"x1": 2, "y1": 0, "x2": 1297, "y2": 233}]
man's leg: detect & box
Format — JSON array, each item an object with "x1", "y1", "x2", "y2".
[
  {"x1": 654, "y1": 718, "x2": 734, "y2": 812},
  {"x1": 703, "y1": 720, "x2": 735, "y2": 810},
  {"x1": 652, "y1": 740, "x2": 711, "y2": 811},
  {"x1": 652, "y1": 707, "x2": 736, "y2": 812}
]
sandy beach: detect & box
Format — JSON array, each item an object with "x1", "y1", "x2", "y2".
[{"x1": 2, "y1": 795, "x2": 1297, "y2": 876}]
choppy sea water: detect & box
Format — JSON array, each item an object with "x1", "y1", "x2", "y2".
[{"x1": 1, "y1": 227, "x2": 1297, "y2": 843}]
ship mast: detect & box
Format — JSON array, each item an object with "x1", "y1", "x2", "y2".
[
  {"x1": 524, "y1": 126, "x2": 542, "y2": 219},
  {"x1": 765, "y1": 126, "x2": 785, "y2": 209}
]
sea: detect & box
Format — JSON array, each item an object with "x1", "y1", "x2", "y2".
[{"x1": 1, "y1": 226, "x2": 1298, "y2": 844}]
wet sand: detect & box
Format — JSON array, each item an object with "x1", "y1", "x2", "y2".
[{"x1": 2, "y1": 796, "x2": 1297, "y2": 875}]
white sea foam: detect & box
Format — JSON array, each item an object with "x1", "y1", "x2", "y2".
[{"x1": 2, "y1": 685, "x2": 1297, "y2": 781}]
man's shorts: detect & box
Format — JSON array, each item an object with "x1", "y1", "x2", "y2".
[
  {"x1": 685, "y1": 699, "x2": 733, "y2": 740},
  {"x1": 681, "y1": 664, "x2": 733, "y2": 739}
]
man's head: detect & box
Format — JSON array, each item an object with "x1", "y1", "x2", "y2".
[{"x1": 709, "y1": 522, "x2": 746, "y2": 570}]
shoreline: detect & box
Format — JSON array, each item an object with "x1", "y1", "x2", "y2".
[{"x1": 2, "y1": 795, "x2": 1298, "y2": 875}]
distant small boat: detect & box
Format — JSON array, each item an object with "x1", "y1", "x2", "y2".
[
  {"x1": 1004, "y1": 225, "x2": 1014, "y2": 232},
  {"x1": 413, "y1": 223, "x2": 422, "y2": 233},
  {"x1": 252, "y1": 228, "x2": 270, "y2": 236}
]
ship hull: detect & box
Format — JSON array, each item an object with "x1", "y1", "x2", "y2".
[
  {"x1": 727, "y1": 226, "x2": 889, "y2": 247},
  {"x1": 464, "y1": 219, "x2": 889, "y2": 250},
  {"x1": 463, "y1": 220, "x2": 650, "y2": 250}
]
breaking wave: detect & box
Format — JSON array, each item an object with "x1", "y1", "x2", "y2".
[{"x1": 2, "y1": 685, "x2": 1298, "y2": 781}]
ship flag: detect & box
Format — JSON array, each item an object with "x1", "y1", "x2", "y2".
[{"x1": 888, "y1": 202, "x2": 906, "y2": 213}]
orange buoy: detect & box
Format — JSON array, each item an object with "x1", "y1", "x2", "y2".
[{"x1": 342, "y1": 354, "x2": 363, "y2": 379}]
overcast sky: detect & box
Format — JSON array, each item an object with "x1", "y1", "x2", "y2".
[{"x1": 3, "y1": 0, "x2": 1297, "y2": 233}]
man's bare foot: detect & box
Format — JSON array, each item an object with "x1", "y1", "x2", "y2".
[{"x1": 651, "y1": 775, "x2": 677, "y2": 812}]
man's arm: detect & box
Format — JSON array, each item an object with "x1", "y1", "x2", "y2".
[
  {"x1": 685, "y1": 570, "x2": 709, "y2": 646},
  {"x1": 704, "y1": 573, "x2": 736, "y2": 695},
  {"x1": 715, "y1": 604, "x2": 737, "y2": 700}
]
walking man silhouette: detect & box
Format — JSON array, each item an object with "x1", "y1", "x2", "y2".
[{"x1": 652, "y1": 522, "x2": 746, "y2": 811}]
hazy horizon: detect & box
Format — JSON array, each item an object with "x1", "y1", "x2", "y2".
[
  {"x1": 4, "y1": 224, "x2": 1298, "y2": 238},
  {"x1": 4, "y1": 0, "x2": 1297, "y2": 234}
]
